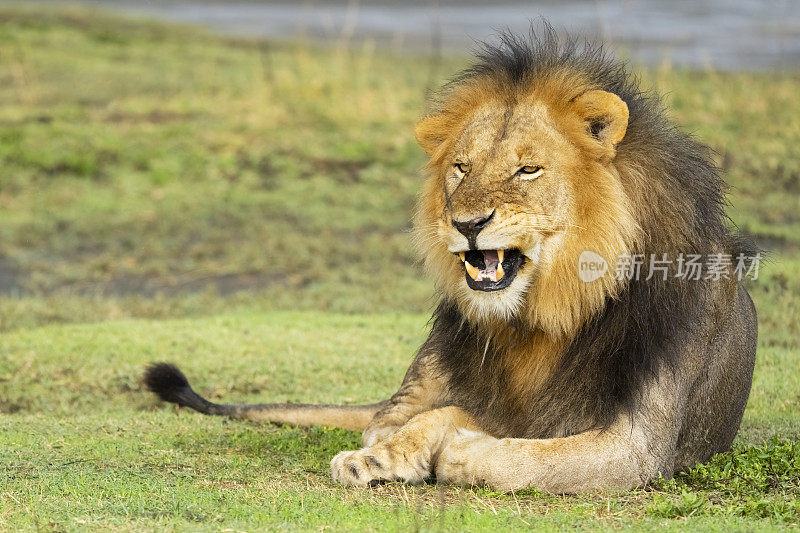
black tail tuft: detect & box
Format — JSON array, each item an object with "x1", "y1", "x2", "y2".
[
  {"x1": 144, "y1": 362, "x2": 191, "y2": 403},
  {"x1": 143, "y1": 362, "x2": 220, "y2": 414}
]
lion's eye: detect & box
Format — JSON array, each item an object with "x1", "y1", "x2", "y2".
[
  {"x1": 454, "y1": 162, "x2": 470, "y2": 173},
  {"x1": 516, "y1": 165, "x2": 544, "y2": 180}
]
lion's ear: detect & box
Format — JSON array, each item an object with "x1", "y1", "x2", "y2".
[
  {"x1": 414, "y1": 113, "x2": 450, "y2": 156},
  {"x1": 571, "y1": 90, "x2": 629, "y2": 153}
]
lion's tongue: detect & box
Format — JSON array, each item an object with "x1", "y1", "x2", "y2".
[
  {"x1": 475, "y1": 250, "x2": 501, "y2": 282},
  {"x1": 483, "y1": 250, "x2": 499, "y2": 272}
]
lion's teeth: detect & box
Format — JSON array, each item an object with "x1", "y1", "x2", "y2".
[
  {"x1": 459, "y1": 252, "x2": 466, "y2": 262},
  {"x1": 465, "y1": 261, "x2": 479, "y2": 280},
  {"x1": 496, "y1": 263, "x2": 504, "y2": 280},
  {"x1": 498, "y1": 249, "x2": 504, "y2": 263}
]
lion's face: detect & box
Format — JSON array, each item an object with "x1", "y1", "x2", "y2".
[
  {"x1": 415, "y1": 79, "x2": 639, "y2": 335},
  {"x1": 432, "y1": 100, "x2": 578, "y2": 320}
]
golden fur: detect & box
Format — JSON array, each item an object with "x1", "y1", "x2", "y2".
[{"x1": 413, "y1": 73, "x2": 639, "y2": 339}]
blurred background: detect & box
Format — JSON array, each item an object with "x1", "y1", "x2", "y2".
[
  {"x1": 0, "y1": 0, "x2": 798, "y2": 337},
  {"x1": 2, "y1": 5, "x2": 798, "y2": 528},
  {"x1": 30, "y1": 0, "x2": 800, "y2": 69}
]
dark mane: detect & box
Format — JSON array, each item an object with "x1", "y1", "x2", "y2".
[
  {"x1": 436, "y1": 23, "x2": 743, "y2": 251},
  {"x1": 427, "y1": 25, "x2": 752, "y2": 436},
  {"x1": 461, "y1": 24, "x2": 625, "y2": 90}
]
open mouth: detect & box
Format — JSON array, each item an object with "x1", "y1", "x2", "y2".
[{"x1": 457, "y1": 249, "x2": 525, "y2": 292}]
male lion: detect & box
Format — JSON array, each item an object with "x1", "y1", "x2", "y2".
[{"x1": 144, "y1": 29, "x2": 758, "y2": 493}]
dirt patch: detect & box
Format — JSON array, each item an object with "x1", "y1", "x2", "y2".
[
  {"x1": 93, "y1": 270, "x2": 311, "y2": 298},
  {"x1": 104, "y1": 110, "x2": 197, "y2": 124},
  {"x1": 234, "y1": 151, "x2": 279, "y2": 188},
  {"x1": 748, "y1": 232, "x2": 800, "y2": 254},
  {"x1": 0, "y1": 256, "x2": 24, "y2": 295},
  {"x1": 303, "y1": 157, "x2": 371, "y2": 183}
]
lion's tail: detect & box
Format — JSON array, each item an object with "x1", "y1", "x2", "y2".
[{"x1": 143, "y1": 362, "x2": 385, "y2": 431}]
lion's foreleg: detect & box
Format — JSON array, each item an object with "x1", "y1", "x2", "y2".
[
  {"x1": 436, "y1": 378, "x2": 681, "y2": 493},
  {"x1": 361, "y1": 352, "x2": 448, "y2": 447},
  {"x1": 435, "y1": 422, "x2": 670, "y2": 493}
]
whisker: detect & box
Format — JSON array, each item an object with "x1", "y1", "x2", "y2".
[
  {"x1": 519, "y1": 221, "x2": 585, "y2": 229},
  {"x1": 414, "y1": 222, "x2": 442, "y2": 230},
  {"x1": 515, "y1": 228, "x2": 578, "y2": 236},
  {"x1": 414, "y1": 237, "x2": 445, "y2": 248},
  {"x1": 481, "y1": 336, "x2": 491, "y2": 370},
  {"x1": 518, "y1": 224, "x2": 580, "y2": 232},
  {"x1": 414, "y1": 232, "x2": 442, "y2": 242}
]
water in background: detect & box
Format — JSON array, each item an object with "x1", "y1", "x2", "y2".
[{"x1": 37, "y1": 0, "x2": 800, "y2": 70}]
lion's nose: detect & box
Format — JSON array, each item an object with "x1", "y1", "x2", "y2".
[{"x1": 452, "y1": 210, "x2": 495, "y2": 245}]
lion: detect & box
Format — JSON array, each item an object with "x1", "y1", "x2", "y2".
[{"x1": 144, "y1": 27, "x2": 758, "y2": 493}]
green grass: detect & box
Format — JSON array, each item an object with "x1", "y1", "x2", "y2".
[
  {"x1": 0, "y1": 4, "x2": 798, "y2": 531},
  {"x1": 1, "y1": 311, "x2": 799, "y2": 530}
]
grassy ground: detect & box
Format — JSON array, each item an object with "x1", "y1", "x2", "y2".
[
  {"x1": 2, "y1": 312, "x2": 799, "y2": 530},
  {"x1": 0, "y1": 4, "x2": 798, "y2": 531}
]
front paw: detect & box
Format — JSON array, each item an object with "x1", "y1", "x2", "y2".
[{"x1": 330, "y1": 445, "x2": 430, "y2": 486}]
